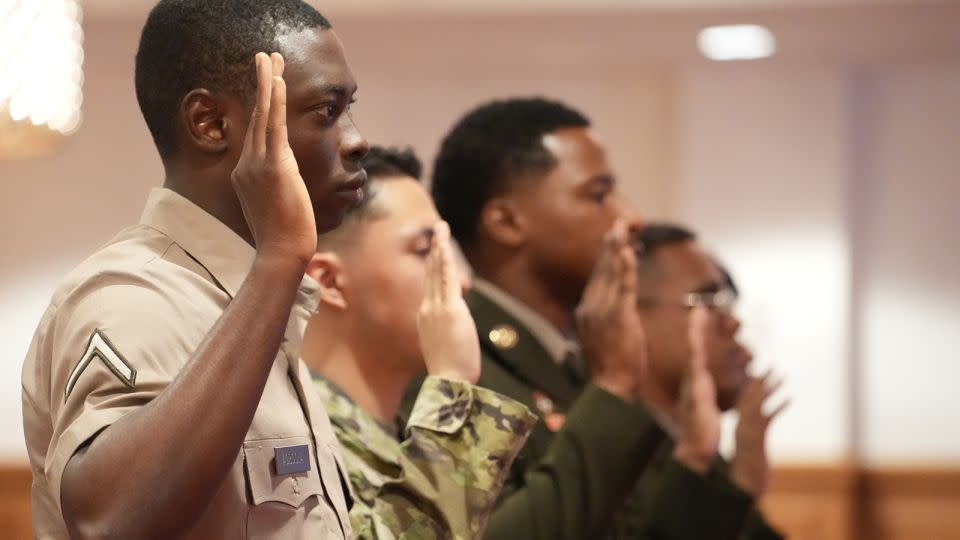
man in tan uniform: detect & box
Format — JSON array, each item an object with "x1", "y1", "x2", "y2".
[{"x1": 22, "y1": 1, "x2": 372, "y2": 538}]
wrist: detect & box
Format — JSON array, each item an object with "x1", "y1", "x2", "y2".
[
  {"x1": 593, "y1": 373, "x2": 641, "y2": 404},
  {"x1": 673, "y1": 442, "x2": 714, "y2": 475},
  {"x1": 252, "y1": 250, "x2": 309, "y2": 279},
  {"x1": 729, "y1": 460, "x2": 763, "y2": 497},
  {"x1": 424, "y1": 357, "x2": 479, "y2": 384},
  {"x1": 255, "y1": 244, "x2": 312, "y2": 270},
  {"x1": 425, "y1": 369, "x2": 475, "y2": 384}
]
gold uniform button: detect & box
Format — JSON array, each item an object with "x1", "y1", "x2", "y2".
[{"x1": 488, "y1": 324, "x2": 519, "y2": 350}]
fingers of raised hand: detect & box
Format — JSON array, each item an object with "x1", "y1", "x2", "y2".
[
  {"x1": 245, "y1": 52, "x2": 274, "y2": 154},
  {"x1": 425, "y1": 223, "x2": 443, "y2": 306},
  {"x1": 759, "y1": 372, "x2": 789, "y2": 422},
  {"x1": 691, "y1": 367, "x2": 717, "y2": 402},
  {"x1": 687, "y1": 306, "x2": 710, "y2": 372},
  {"x1": 740, "y1": 371, "x2": 789, "y2": 426},
  {"x1": 265, "y1": 57, "x2": 288, "y2": 156},
  {"x1": 584, "y1": 220, "x2": 627, "y2": 301},
  {"x1": 270, "y1": 52, "x2": 285, "y2": 77},
  {"x1": 618, "y1": 243, "x2": 638, "y2": 299},
  {"x1": 767, "y1": 397, "x2": 791, "y2": 423},
  {"x1": 436, "y1": 222, "x2": 459, "y2": 303}
]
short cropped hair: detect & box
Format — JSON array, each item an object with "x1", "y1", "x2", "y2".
[
  {"x1": 361, "y1": 146, "x2": 423, "y2": 183},
  {"x1": 135, "y1": 0, "x2": 331, "y2": 159},
  {"x1": 350, "y1": 146, "x2": 423, "y2": 220},
  {"x1": 431, "y1": 97, "x2": 590, "y2": 252},
  {"x1": 715, "y1": 260, "x2": 739, "y2": 297},
  {"x1": 316, "y1": 146, "x2": 423, "y2": 249},
  {"x1": 632, "y1": 223, "x2": 697, "y2": 259}
]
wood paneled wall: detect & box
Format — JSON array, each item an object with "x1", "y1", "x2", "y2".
[
  {"x1": 2, "y1": 463, "x2": 958, "y2": 539},
  {"x1": 0, "y1": 465, "x2": 32, "y2": 540},
  {"x1": 761, "y1": 465, "x2": 960, "y2": 540}
]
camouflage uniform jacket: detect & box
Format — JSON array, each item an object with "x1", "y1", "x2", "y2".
[{"x1": 314, "y1": 375, "x2": 537, "y2": 540}]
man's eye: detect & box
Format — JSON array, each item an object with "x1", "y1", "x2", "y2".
[
  {"x1": 314, "y1": 103, "x2": 342, "y2": 123},
  {"x1": 324, "y1": 103, "x2": 343, "y2": 119},
  {"x1": 591, "y1": 191, "x2": 609, "y2": 203}
]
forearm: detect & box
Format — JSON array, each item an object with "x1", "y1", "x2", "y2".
[
  {"x1": 61, "y1": 254, "x2": 306, "y2": 539},
  {"x1": 485, "y1": 385, "x2": 666, "y2": 540}
]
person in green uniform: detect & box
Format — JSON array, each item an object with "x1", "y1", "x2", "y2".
[
  {"x1": 403, "y1": 97, "x2": 735, "y2": 539},
  {"x1": 300, "y1": 146, "x2": 538, "y2": 539},
  {"x1": 629, "y1": 223, "x2": 788, "y2": 539}
]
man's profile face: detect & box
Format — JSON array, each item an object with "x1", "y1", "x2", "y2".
[
  {"x1": 235, "y1": 28, "x2": 369, "y2": 234},
  {"x1": 339, "y1": 178, "x2": 469, "y2": 372},
  {"x1": 638, "y1": 241, "x2": 749, "y2": 410},
  {"x1": 508, "y1": 127, "x2": 629, "y2": 301}
]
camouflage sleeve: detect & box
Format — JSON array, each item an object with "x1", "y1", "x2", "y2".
[{"x1": 350, "y1": 376, "x2": 536, "y2": 540}]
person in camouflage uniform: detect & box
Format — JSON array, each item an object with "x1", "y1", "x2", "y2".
[{"x1": 301, "y1": 146, "x2": 537, "y2": 539}]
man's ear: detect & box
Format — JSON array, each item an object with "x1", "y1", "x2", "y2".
[
  {"x1": 180, "y1": 89, "x2": 230, "y2": 154},
  {"x1": 479, "y1": 196, "x2": 526, "y2": 249},
  {"x1": 306, "y1": 252, "x2": 348, "y2": 310}
]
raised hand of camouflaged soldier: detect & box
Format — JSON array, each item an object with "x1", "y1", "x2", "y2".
[
  {"x1": 730, "y1": 369, "x2": 789, "y2": 496},
  {"x1": 231, "y1": 52, "x2": 317, "y2": 265},
  {"x1": 417, "y1": 221, "x2": 481, "y2": 384},
  {"x1": 576, "y1": 220, "x2": 647, "y2": 403},
  {"x1": 672, "y1": 306, "x2": 723, "y2": 474}
]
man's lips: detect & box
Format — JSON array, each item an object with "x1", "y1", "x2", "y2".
[{"x1": 336, "y1": 171, "x2": 368, "y2": 192}]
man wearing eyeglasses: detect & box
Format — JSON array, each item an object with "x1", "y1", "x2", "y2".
[{"x1": 628, "y1": 223, "x2": 786, "y2": 540}]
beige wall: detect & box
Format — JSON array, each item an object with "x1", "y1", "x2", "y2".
[
  {"x1": 1, "y1": 4, "x2": 958, "y2": 469},
  {"x1": 676, "y1": 63, "x2": 854, "y2": 461}
]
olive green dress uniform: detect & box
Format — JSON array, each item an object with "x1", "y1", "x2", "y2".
[
  {"x1": 404, "y1": 279, "x2": 785, "y2": 540},
  {"x1": 314, "y1": 374, "x2": 537, "y2": 539},
  {"x1": 626, "y1": 441, "x2": 784, "y2": 539},
  {"x1": 22, "y1": 188, "x2": 356, "y2": 539}
]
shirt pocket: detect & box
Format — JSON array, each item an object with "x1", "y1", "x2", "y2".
[{"x1": 243, "y1": 436, "x2": 326, "y2": 538}]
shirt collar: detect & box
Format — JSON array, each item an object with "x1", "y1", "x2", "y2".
[
  {"x1": 472, "y1": 278, "x2": 580, "y2": 365},
  {"x1": 139, "y1": 187, "x2": 321, "y2": 356},
  {"x1": 311, "y1": 375, "x2": 401, "y2": 463},
  {"x1": 139, "y1": 187, "x2": 255, "y2": 298}
]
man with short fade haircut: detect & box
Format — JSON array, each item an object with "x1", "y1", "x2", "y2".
[
  {"x1": 629, "y1": 223, "x2": 786, "y2": 539},
  {"x1": 302, "y1": 146, "x2": 536, "y2": 539},
  {"x1": 22, "y1": 1, "x2": 372, "y2": 538}
]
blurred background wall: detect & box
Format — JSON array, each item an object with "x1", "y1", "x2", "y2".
[{"x1": 1, "y1": 1, "x2": 958, "y2": 538}]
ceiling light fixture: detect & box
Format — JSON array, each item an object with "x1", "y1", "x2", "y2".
[{"x1": 697, "y1": 24, "x2": 776, "y2": 62}]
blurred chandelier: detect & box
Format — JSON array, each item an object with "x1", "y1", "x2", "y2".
[{"x1": 0, "y1": 0, "x2": 84, "y2": 159}]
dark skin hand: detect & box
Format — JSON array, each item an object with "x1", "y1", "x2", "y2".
[
  {"x1": 60, "y1": 53, "x2": 317, "y2": 540},
  {"x1": 576, "y1": 220, "x2": 648, "y2": 403}
]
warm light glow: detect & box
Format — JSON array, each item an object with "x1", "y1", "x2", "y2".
[
  {"x1": 697, "y1": 24, "x2": 775, "y2": 61},
  {"x1": 0, "y1": 0, "x2": 84, "y2": 146}
]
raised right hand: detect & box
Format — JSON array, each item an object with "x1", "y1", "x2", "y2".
[
  {"x1": 730, "y1": 370, "x2": 789, "y2": 496},
  {"x1": 575, "y1": 220, "x2": 647, "y2": 403},
  {"x1": 672, "y1": 306, "x2": 723, "y2": 474},
  {"x1": 417, "y1": 222, "x2": 481, "y2": 384},
  {"x1": 231, "y1": 52, "x2": 317, "y2": 265}
]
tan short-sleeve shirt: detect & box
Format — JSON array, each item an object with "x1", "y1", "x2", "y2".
[{"x1": 21, "y1": 188, "x2": 354, "y2": 539}]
